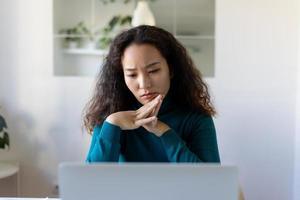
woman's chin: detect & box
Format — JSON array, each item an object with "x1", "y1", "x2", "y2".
[
  {"x1": 139, "y1": 99, "x2": 150, "y2": 105},
  {"x1": 139, "y1": 93, "x2": 159, "y2": 104}
]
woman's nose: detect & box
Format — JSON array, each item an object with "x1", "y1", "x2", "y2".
[{"x1": 139, "y1": 74, "x2": 151, "y2": 89}]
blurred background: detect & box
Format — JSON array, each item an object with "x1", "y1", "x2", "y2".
[{"x1": 0, "y1": 0, "x2": 299, "y2": 200}]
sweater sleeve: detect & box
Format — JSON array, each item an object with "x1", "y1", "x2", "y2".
[
  {"x1": 160, "y1": 115, "x2": 220, "y2": 163},
  {"x1": 86, "y1": 121, "x2": 122, "y2": 162}
]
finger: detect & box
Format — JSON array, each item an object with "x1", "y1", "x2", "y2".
[
  {"x1": 135, "y1": 116, "x2": 157, "y2": 127},
  {"x1": 152, "y1": 98, "x2": 163, "y2": 117},
  {"x1": 137, "y1": 94, "x2": 161, "y2": 114},
  {"x1": 150, "y1": 117, "x2": 158, "y2": 127},
  {"x1": 136, "y1": 97, "x2": 161, "y2": 119},
  {"x1": 148, "y1": 99, "x2": 161, "y2": 118},
  {"x1": 151, "y1": 94, "x2": 164, "y2": 116},
  {"x1": 140, "y1": 101, "x2": 159, "y2": 118},
  {"x1": 149, "y1": 102, "x2": 158, "y2": 116},
  {"x1": 149, "y1": 94, "x2": 164, "y2": 116},
  {"x1": 144, "y1": 115, "x2": 158, "y2": 126}
]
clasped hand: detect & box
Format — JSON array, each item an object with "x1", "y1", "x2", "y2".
[{"x1": 106, "y1": 95, "x2": 170, "y2": 137}]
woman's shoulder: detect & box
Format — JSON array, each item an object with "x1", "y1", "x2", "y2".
[
  {"x1": 178, "y1": 107, "x2": 214, "y2": 127},
  {"x1": 179, "y1": 106, "x2": 212, "y2": 118}
]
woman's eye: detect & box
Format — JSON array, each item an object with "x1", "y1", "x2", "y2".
[
  {"x1": 149, "y1": 69, "x2": 160, "y2": 74},
  {"x1": 127, "y1": 74, "x2": 137, "y2": 78}
]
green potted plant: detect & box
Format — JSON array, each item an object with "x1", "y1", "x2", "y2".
[
  {"x1": 0, "y1": 113, "x2": 9, "y2": 150},
  {"x1": 77, "y1": 22, "x2": 97, "y2": 49},
  {"x1": 59, "y1": 21, "x2": 97, "y2": 49},
  {"x1": 59, "y1": 22, "x2": 86, "y2": 49},
  {"x1": 97, "y1": 15, "x2": 132, "y2": 49},
  {"x1": 96, "y1": 0, "x2": 156, "y2": 49}
]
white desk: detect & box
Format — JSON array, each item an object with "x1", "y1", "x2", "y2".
[
  {"x1": 0, "y1": 162, "x2": 20, "y2": 196},
  {"x1": 0, "y1": 199, "x2": 59, "y2": 200}
]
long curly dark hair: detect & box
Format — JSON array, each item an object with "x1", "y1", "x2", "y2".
[{"x1": 83, "y1": 25, "x2": 216, "y2": 133}]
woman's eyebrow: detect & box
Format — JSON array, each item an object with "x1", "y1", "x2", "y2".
[
  {"x1": 145, "y1": 61, "x2": 160, "y2": 68},
  {"x1": 125, "y1": 61, "x2": 160, "y2": 71}
]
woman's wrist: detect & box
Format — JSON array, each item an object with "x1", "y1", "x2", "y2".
[{"x1": 154, "y1": 121, "x2": 171, "y2": 137}]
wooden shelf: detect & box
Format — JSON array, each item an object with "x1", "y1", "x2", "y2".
[
  {"x1": 53, "y1": 0, "x2": 215, "y2": 77},
  {"x1": 175, "y1": 35, "x2": 214, "y2": 40},
  {"x1": 63, "y1": 48, "x2": 108, "y2": 56},
  {"x1": 54, "y1": 34, "x2": 214, "y2": 40}
]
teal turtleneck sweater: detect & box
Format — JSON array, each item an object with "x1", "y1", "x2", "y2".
[{"x1": 86, "y1": 95, "x2": 220, "y2": 163}]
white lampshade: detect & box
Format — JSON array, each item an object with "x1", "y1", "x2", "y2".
[{"x1": 131, "y1": 1, "x2": 156, "y2": 27}]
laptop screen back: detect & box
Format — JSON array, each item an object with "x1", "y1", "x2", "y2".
[{"x1": 59, "y1": 163, "x2": 238, "y2": 200}]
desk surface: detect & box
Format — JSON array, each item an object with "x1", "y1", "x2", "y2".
[{"x1": 0, "y1": 198, "x2": 59, "y2": 200}]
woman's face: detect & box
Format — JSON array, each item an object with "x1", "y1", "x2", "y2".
[{"x1": 121, "y1": 43, "x2": 171, "y2": 105}]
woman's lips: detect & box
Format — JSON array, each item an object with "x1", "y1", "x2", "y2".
[{"x1": 140, "y1": 93, "x2": 158, "y2": 100}]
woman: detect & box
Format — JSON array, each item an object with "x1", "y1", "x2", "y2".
[{"x1": 84, "y1": 25, "x2": 220, "y2": 163}]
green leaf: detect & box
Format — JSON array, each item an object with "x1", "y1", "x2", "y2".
[
  {"x1": 0, "y1": 115, "x2": 7, "y2": 132},
  {"x1": 120, "y1": 15, "x2": 132, "y2": 25},
  {"x1": 109, "y1": 15, "x2": 120, "y2": 29},
  {"x1": 0, "y1": 132, "x2": 9, "y2": 149}
]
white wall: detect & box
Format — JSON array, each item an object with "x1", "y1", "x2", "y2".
[
  {"x1": 0, "y1": 0, "x2": 299, "y2": 199},
  {"x1": 294, "y1": 2, "x2": 300, "y2": 199},
  {"x1": 211, "y1": 1, "x2": 298, "y2": 200},
  {"x1": 294, "y1": 54, "x2": 300, "y2": 200},
  {"x1": 0, "y1": 0, "x2": 19, "y2": 195},
  {"x1": 0, "y1": 0, "x2": 92, "y2": 197}
]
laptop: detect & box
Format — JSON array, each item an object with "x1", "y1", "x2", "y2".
[{"x1": 58, "y1": 163, "x2": 238, "y2": 200}]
